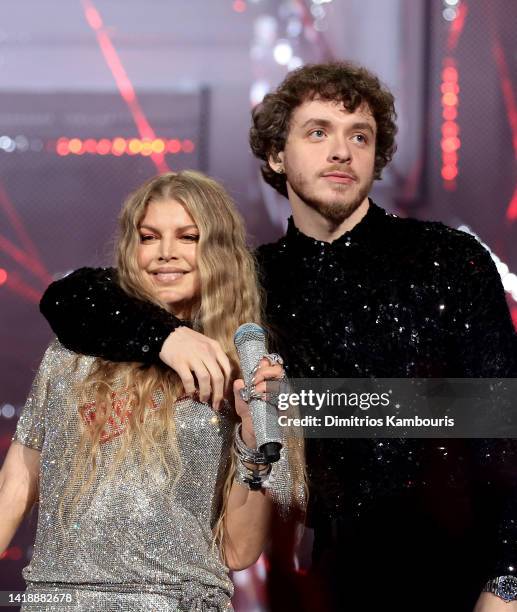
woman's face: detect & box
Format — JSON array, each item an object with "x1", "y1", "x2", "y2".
[{"x1": 137, "y1": 198, "x2": 201, "y2": 318}]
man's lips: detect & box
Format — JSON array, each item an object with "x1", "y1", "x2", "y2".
[{"x1": 322, "y1": 172, "x2": 357, "y2": 184}]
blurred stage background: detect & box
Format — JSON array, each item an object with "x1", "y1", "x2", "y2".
[{"x1": 1, "y1": 0, "x2": 516, "y2": 610}]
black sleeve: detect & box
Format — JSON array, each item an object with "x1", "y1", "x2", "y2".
[
  {"x1": 454, "y1": 235, "x2": 517, "y2": 377},
  {"x1": 39, "y1": 267, "x2": 185, "y2": 363},
  {"x1": 452, "y1": 236, "x2": 517, "y2": 581}
]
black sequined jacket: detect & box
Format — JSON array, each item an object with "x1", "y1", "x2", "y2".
[{"x1": 40, "y1": 201, "x2": 517, "y2": 591}]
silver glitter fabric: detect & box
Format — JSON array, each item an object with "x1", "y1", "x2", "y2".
[{"x1": 13, "y1": 339, "x2": 296, "y2": 611}]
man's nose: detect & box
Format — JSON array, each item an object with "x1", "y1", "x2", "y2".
[{"x1": 327, "y1": 137, "x2": 352, "y2": 163}]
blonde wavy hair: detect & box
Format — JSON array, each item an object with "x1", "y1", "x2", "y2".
[{"x1": 59, "y1": 171, "x2": 306, "y2": 559}]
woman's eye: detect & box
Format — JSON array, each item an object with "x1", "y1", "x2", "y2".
[
  {"x1": 182, "y1": 235, "x2": 199, "y2": 242},
  {"x1": 140, "y1": 234, "x2": 155, "y2": 242}
]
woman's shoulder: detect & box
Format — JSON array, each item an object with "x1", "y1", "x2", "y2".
[{"x1": 40, "y1": 338, "x2": 97, "y2": 379}]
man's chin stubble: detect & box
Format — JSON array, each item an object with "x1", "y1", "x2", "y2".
[
  {"x1": 287, "y1": 174, "x2": 372, "y2": 224},
  {"x1": 303, "y1": 191, "x2": 366, "y2": 224},
  {"x1": 318, "y1": 202, "x2": 360, "y2": 223}
]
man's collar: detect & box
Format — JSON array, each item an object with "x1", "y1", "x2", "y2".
[{"x1": 284, "y1": 199, "x2": 387, "y2": 250}]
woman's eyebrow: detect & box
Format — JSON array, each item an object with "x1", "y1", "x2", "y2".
[{"x1": 138, "y1": 224, "x2": 198, "y2": 232}]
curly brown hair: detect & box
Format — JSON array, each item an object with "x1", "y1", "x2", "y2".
[{"x1": 249, "y1": 61, "x2": 398, "y2": 198}]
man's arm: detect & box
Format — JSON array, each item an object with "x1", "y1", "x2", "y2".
[
  {"x1": 452, "y1": 236, "x2": 517, "y2": 605},
  {"x1": 453, "y1": 234, "x2": 516, "y2": 377},
  {"x1": 40, "y1": 267, "x2": 232, "y2": 408},
  {"x1": 40, "y1": 267, "x2": 182, "y2": 363},
  {"x1": 474, "y1": 593, "x2": 517, "y2": 611}
]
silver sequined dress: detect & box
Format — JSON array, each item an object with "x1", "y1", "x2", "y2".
[{"x1": 13, "y1": 340, "x2": 299, "y2": 611}]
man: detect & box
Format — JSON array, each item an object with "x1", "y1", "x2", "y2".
[{"x1": 40, "y1": 62, "x2": 516, "y2": 611}]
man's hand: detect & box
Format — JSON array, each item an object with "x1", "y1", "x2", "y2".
[
  {"x1": 159, "y1": 327, "x2": 232, "y2": 410},
  {"x1": 233, "y1": 357, "x2": 285, "y2": 448},
  {"x1": 474, "y1": 592, "x2": 517, "y2": 611}
]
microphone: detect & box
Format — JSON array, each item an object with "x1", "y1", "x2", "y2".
[{"x1": 234, "y1": 323, "x2": 283, "y2": 463}]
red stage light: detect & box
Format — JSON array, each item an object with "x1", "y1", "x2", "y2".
[
  {"x1": 511, "y1": 306, "x2": 517, "y2": 330},
  {"x1": 82, "y1": 0, "x2": 169, "y2": 173},
  {"x1": 128, "y1": 138, "x2": 142, "y2": 155},
  {"x1": 84, "y1": 139, "x2": 97, "y2": 154},
  {"x1": 443, "y1": 106, "x2": 458, "y2": 121},
  {"x1": 441, "y1": 82, "x2": 460, "y2": 95},
  {"x1": 440, "y1": 56, "x2": 460, "y2": 187},
  {"x1": 441, "y1": 166, "x2": 458, "y2": 181},
  {"x1": 167, "y1": 139, "x2": 181, "y2": 154},
  {"x1": 84, "y1": 6, "x2": 103, "y2": 30},
  {"x1": 506, "y1": 186, "x2": 517, "y2": 221},
  {"x1": 441, "y1": 137, "x2": 461, "y2": 152},
  {"x1": 442, "y1": 92, "x2": 458, "y2": 106},
  {"x1": 182, "y1": 139, "x2": 195, "y2": 153},
  {"x1": 0, "y1": 268, "x2": 7, "y2": 285},
  {"x1": 442, "y1": 151, "x2": 458, "y2": 164},
  {"x1": 0, "y1": 433, "x2": 12, "y2": 450},
  {"x1": 96, "y1": 139, "x2": 111, "y2": 155},
  {"x1": 441, "y1": 121, "x2": 460, "y2": 137},
  {"x1": 151, "y1": 139, "x2": 165, "y2": 154},
  {"x1": 68, "y1": 138, "x2": 83, "y2": 154},
  {"x1": 0, "y1": 546, "x2": 22, "y2": 561},
  {"x1": 112, "y1": 137, "x2": 126, "y2": 156},
  {"x1": 442, "y1": 67, "x2": 458, "y2": 81},
  {"x1": 233, "y1": 0, "x2": 246, "y2": 13},
  {"x1": 51, "y1": 136, "x2": 188, "y2": 157},
  {"x1": 56, "y1": 138, "x2": 69, "y2": 156},
  {"x1": 141, "y1": 140, "x2": 153, "y2": 156}
]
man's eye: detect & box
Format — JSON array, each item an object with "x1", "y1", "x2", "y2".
[
  {"x1": 310, "y1": 129, "x2": 325, "y2": 138},
  {"x1": 353, "y1": 134, "x2": 368, "y2": 144}
]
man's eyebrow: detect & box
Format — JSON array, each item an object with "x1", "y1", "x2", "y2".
[
  {"x1": 299, "y1": 118, "x2": 376, "y2": 134},
  {"x1": 350, "y1": 121, "x2": 376, "y2": 134},
  {"x1": 300, "y1": 118, "x2": 333, "y2": 129}
]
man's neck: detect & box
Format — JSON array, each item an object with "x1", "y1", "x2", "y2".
[{"x1": 290, "y1": 197, "x2": 370, "y2": 243}]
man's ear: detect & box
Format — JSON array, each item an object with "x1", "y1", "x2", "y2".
[{"x1": 268, "y1": 151, "x2": 285, "y2": 174}]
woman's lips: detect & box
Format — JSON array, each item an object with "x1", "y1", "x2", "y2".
[{"x1": 153, "y1": 271, "x2": 185, "y2": 283}]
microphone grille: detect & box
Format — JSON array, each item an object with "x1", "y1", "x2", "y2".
[{"x1": 234, "y1": 323, "x2": 266, "y2": 348}]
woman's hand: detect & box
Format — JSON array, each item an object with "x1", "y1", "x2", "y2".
[
  {"x1": 233, "y1": 357, "x2": 285, "y2": 448},
  {"x1": 159, "y1": 327, "x2": 232, "y2": 410}
]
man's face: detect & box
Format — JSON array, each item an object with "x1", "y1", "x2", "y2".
[{"x1": 273, "y1": 98, "x2": 377, "y2": 224}]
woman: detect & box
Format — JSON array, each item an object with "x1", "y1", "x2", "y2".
[{"x1": 0, "y1": 171, "x2": 306, "y2": 611}]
